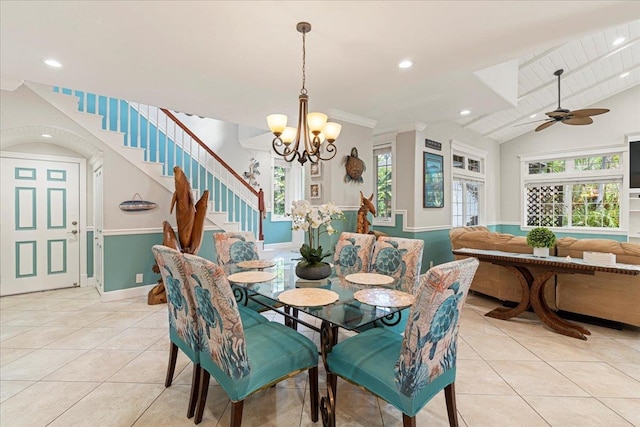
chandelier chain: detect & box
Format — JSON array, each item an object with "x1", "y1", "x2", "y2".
[{"x1": 301, "y1": 29, "x2": 307, "y2": 95}]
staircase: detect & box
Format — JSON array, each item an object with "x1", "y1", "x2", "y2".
[{"x1": 26, "y1": 82, "x2": 264, "y2": 239}]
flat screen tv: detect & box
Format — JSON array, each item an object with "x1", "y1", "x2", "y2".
[{"x1": 632, "y1": 140, "x2": 640, "y2": 188}]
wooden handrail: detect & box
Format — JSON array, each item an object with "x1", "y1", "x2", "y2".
[{"x1": 161, "y1": 108, "x2": 265, "y2": 240}]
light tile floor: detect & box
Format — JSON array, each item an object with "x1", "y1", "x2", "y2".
[{"x1": 1, "y1": 250, "x2": 639, "y2": 426}]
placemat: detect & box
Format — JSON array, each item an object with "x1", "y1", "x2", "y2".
[
  {"x1": 345, "y1": 273, "x2": 394, "y2": 286},
  {"x1": 226, "y1": 271, "x2": 276, "y2": 284},
  {"x1": 236, "y1": 259, "x2": 276, "y2": 269},
  {"x1": 278, "y1": 288, "x2": 339, "y2": 307},
  {"x1": 354, "y1": 289, "x2": 415, "y2": 308}
]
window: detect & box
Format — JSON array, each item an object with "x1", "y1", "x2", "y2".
[
  {"x1": 523, "y1": 151, "x2": 622, "y2": 229},
  {"x1": 451, "y1": 141, "x2": 486, "y2": 227},
  {"x1": 374, "y1": 146, "x2": 392, "y2": 221},
  {"x1": 272, "y1": 163, "x2": 287, "y2": 218}
]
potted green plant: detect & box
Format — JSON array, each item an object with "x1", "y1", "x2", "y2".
[
  {"x1": 290, "y1": 200, "x2": 345, "y2": 280},
  {"x1": 526, "y1": 227, "x2": 556, "y2": 257}
]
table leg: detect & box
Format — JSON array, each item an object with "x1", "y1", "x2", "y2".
[
  {"x1": 319, "y1": 320, "x2": 338, "y2": 427},
  {"x1": 485, "y1": 266, "x2": 531, "y2": 320},
  {"x1": 530, "y1": 271, "x2": 591, "y2": 340}
]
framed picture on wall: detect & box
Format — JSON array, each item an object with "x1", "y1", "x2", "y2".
[
  {"x1": 423, "y1": 152, "x2": 444, "y2": 208},
  {"x1": 310, "y1": 162, "x2": 322, "y2": 178},
  {"x1": 310, "y1": 183, "x2": 322, "y2": 199}
]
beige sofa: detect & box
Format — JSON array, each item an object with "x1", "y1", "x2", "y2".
[
  {"x1": 450, "y1": 226, "x2": 640, "y2": 326},
  {"x1": 449, "y1": 226, "x2": 555, "y2": 307},
  {"x1": 555, "y1": 237, "x2": 640, "y2": 327}
]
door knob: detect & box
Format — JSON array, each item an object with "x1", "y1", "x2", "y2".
[
  {"x1": 71, "y1": 230, "x2": 78, "y2": 235},
  {"x1": 72, "y1": 221, "x2": 78, "y2": 225}
]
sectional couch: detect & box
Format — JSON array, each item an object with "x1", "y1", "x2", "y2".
[{"x1": 450, "y1": 226, "x2": 640, "y2": 327}]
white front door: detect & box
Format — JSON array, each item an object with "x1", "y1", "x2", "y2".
[{"x1": 0, "y1": 155, "x2": 81, "y2": 295}]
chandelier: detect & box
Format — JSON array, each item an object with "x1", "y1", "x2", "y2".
[{"x1": 267, "y1": 22, "x2": 341, "y2": 166}]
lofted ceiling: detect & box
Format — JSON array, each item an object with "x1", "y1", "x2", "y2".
[
  {"x1": 1, "y1": 1, "x2": 639, "y2": 145},
  {"x1": 458, "y1": 19, "x2": 640, "y2": 143}
]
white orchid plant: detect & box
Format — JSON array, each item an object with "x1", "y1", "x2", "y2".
[{"x1": 290, "y1": 200, "x2": 344, "y2": 266}]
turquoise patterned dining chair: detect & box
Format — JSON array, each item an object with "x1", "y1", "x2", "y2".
[
  {"x1": 360, "y1": 236, "x2": 424, "y2": 334},
  {"x1": 183, "y1": 253, "x2": 319, "y2": 426},
  {"x1": 370, "y1": 236, "x2": 424, "y2": 294},
  {"x1": 326, "y1": 257, "x2": 479, "y2": 427},
  {"x1": 213, "y1": 231, "x2": 259, "y2": 265},
  {"x1": 152, "y1": 246, "x2": 268, "y2": 419},
  {"x1": 333, "y1": 232, "x2": 376, "y2": 277},
  {"x1": 213, "y1": 231, "x2": 277, "y2": 313},
  {"x1": 152, "y1": 245, "x2": 202, "y2": 418}
]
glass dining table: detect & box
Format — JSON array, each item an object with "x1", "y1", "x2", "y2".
[{"x1": 224, "y1": 258, "x2": 412, "y2": 427}]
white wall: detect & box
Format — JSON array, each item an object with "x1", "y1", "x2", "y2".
[
  {"x1": 426, "y1": 122, "x2": 502, "y2": 226},
  {"x1": 320, "y1": 120, "x2": 374, "y2": 208},
  {"x1": 392, "y1": 123, "x2": 501, "y2": 229},
  {"x1": 499, "y1": 85, "x2": 640, "y2": 224},
  {"x1": 1, "y1": 85, "x2": 178, "y2": 231}
]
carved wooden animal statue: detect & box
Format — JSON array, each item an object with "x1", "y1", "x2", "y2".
[
  {"x1": 356, "y1": 191, "x2": 376, "y2": 234},
  {"x1": 149, "y1": 166, "x2": 209, "y2": 304}
]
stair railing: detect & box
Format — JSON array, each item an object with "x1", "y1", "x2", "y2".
[{"x1": 58, "y1": 87, "x2": 264, "y2": 240}]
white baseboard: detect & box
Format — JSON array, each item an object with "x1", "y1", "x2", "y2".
[{"x1": 100, "y1": 283, "x2": 156, "y2": 302}]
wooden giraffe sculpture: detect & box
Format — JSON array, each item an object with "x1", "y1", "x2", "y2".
[{"x1": 356, "y1": 191, "x2": 376, "y2": 234}]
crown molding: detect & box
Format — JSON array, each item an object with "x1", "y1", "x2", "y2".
[
  {"x1": 373, "y1": 122, "x2": 428, "y2": 136},
  {"x1": 328, "y1": 109, "x2": 378, "y2": 129}
]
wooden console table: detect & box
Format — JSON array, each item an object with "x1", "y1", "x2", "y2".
[{"x1": 452, "y1": 248, "x2": 640, "y2": 340}]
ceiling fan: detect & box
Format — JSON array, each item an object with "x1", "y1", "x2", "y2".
[{"x1": 530, "y1": 69, "x2": 610, "y2": 132}]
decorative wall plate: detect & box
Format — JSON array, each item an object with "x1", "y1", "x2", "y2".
[
  {"x1": 278, "y1": 288, "x2": 339, "y2": 307},
  {"x1": 354, "y1": 289, "x2": 415, "y2": 308},
  {"x1": 119, "y1": 193, "x2": 157, "y2": 211},
  {"x1": 226, "y1": 271, "x2": 276, "y2": 284},
  {"x1": 345, "y1": 273, "x2": 394, "y2": 286}
]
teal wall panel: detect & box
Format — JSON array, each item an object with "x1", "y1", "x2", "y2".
[
  {"x1": 263, "y1": 212, "x2": 293, "y2": 244},
  {"x1": 103, "y1": 233, "x2": 162, "y2": 292},
  {"x1": 102, "y1": 230, "x2": 219, "y2": 292}
]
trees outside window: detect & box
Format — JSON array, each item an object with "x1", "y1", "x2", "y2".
[
  {"x1": 523, "y1": 152, "x2": 622, "y2": 229},
  {"x1": 374, "y1": 146, "x2": 392, "y2": 221}
]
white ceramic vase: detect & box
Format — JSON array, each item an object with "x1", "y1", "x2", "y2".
[{"x1": 533, "y1": 247, "x2": 549, "y2": 257}]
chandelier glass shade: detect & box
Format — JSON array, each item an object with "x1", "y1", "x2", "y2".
[{"x1": 268, "y1": 22, "x2": 341, "y2": 166}]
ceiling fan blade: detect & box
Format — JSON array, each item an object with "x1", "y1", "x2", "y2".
[
  {"x1": 535, "y1": 120, "x2": 556, "y2": 132},
  {"x1": 562, "y1": 116, "x2": 593, "y2": 126},
  {"x1": 546, "y1": 110, "x2": 569, "y2": 118},
  {"x1": 515, "y1": 118, "x2": 552, "y2": 127},
  {"x1": 570, "y1": 108, "x2": 610, "y2": 117}
]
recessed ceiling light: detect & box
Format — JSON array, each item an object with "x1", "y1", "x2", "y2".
[
  {"x1": 43, "y1": 58, "x2": 62, "y2": 68},
  {"x1": 529, "y1": 114, "x2": 537, "y2": 119},
  {"x1": 459, "y1": 110, "x2": 471, "y2": 116},
  {"x1": 398, "y1": 60, "x2": 413, "y2": 69},
  {"x1": 620, "y1": 72, "x2": 630, "y2": 78},
  {"x1": 612, "y1": 37, "x2": 626, "y2": 46},
  {"x1": 41, "y1": 134, "x2": 52, "y2": 138}
]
